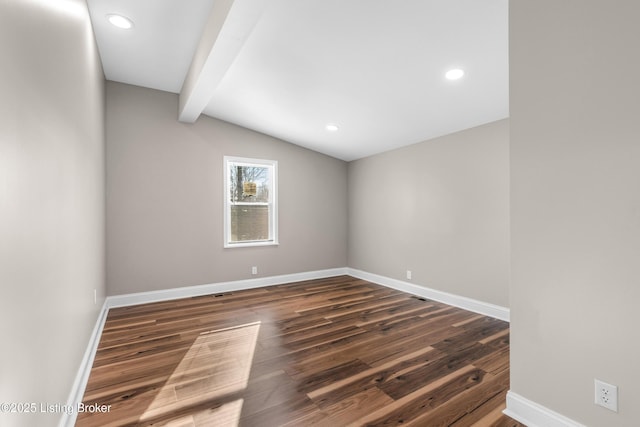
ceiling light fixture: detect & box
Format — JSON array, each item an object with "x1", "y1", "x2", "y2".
[
  {"x1": 325, "y1": 124, "x2": 339, "y2": 132},
  {"x1": 107, "y1": 14, "x2": 134, "y2": 29},
  {"x1": 445, "y1": 68, "x2": 465, "y2": 80}
]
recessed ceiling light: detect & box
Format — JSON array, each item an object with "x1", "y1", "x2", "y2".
[
  {"x1": 107, "y1": 14, "x2": 134, "y2": 29},
  {"x1": 325, "y1": 124, "x2": 339, "y2": 132},
  {"x1": 445, "y1": 68, "x2": 465, "y2": 80}
]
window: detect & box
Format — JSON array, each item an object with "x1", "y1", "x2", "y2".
[{"x1": 224, "y1": 156, "x2": 278, "y2": 247}]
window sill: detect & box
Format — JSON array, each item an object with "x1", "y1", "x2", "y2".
[{"x1": 224, "y1": 240, "x2": 279, "y2": 249}]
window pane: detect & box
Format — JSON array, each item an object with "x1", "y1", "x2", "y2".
[
  {"x1": 230, "y1": 165, "x2": 270, "y2": 203},
  {"x1": 230, "y1": 205, "x2": 269, "y2": 242}
]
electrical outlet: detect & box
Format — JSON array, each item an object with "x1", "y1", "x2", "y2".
[
  {"x1": 595, "y1": 379, "x2": 618, "y2": 412},
  {"x1": 251, "y1": 266, "x2": 258, "y2": 275},
  {"x1": 406, "y1": 270, "x2": 412, "y2": 280}
]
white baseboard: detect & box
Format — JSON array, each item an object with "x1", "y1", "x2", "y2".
[
  {"x1": 504, "y1": 391, "x2": 586, "y2": 427},
  {"x1": 59, "y1": 300, "x2": 110, "y2": 427},
  {"x1": 347, "y1": 268, "x2": 510, "y2": 322},
  {"x1": 106, "y1": 267, "x2": 349, "y2": 308}
]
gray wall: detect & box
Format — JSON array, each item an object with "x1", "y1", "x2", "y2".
[
  {"x1": 106, "y1": 82, "x2": 347, "y2": 295},
  {"x1": 510, "y1": 1, "x2": 640, "y2": 425},
  {"x1": 0, "y1": 1, "x2": 106, "y2": 426},
  {"x1": 348, "y1": 120, "x2": 510, "y2": 307}
]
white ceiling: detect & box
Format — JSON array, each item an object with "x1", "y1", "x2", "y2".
[{"x1": 87, "y1": 0, "x2": 509, "y2": 161}]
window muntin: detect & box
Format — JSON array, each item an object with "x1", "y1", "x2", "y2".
[{"x1": 224, "y1": 157, "x2": 278, "y2": 247}]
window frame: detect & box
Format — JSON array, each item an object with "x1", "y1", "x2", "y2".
[{"x1": 223, "y1": 156, "x2": 278, "y2": 248}]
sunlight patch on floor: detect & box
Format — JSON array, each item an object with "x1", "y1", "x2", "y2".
[{"x1": 139, "y1": 321, "x2": 260, "y2": 425}]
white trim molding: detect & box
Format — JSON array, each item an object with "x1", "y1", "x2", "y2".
[
  {"x1": 504, "y1": 391, "x2": 586, "y2": 427},
  {"x1": 59, "y1": 301, "x2": 110, "y2": 427},
  {"x1": 347, "y1": 268, "x2": 510, "y2": 322},
  {"x1": 106, "y1": 268, "x2": 348, "y2": 308}
]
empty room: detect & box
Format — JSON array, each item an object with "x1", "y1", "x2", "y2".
[{"x1": 1, "y1": 0, "x2": 638, "y2": 426}]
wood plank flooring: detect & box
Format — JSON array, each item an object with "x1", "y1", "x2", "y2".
[{"x1": 77, "y1": 276, "x2": 525, "y2": 426}]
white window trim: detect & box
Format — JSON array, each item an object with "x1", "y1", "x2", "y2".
[{"x1": 223, "y1": 156, "x2": 278, "y2": 248}]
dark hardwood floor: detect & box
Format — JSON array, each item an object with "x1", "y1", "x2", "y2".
[{"x1": 77, "y1": 275, "x2": 525, "y2": 426}]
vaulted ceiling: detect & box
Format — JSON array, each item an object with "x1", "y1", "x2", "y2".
[{"x1": 87, "y1": 0, "x2": 508, "y2": 161}]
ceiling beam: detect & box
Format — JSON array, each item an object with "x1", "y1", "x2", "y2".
[{"x1": 178, "y1": 0, "x2": 264, "y2": 123}]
